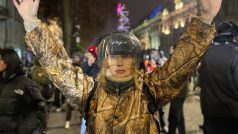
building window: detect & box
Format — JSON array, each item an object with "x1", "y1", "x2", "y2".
[{"x1": 150, "y1": 31, "x2": 160, "y2": 49}]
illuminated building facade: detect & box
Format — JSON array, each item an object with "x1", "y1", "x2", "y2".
[{"x1": 131, "y1": 0, "x2": 198, "y2": 57}]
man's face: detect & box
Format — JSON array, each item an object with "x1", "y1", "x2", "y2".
[
  {"x1": 106, "y1": 55, "x2": 134, "y2": 78},
  {"x1": 0, "y1": 58, "x2": 7, "y2": 73}
]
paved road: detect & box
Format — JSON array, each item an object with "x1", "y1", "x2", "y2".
[
  {"x1": 163, "y1": 94, "x2": 203, "y2": 134},
  {"x1": 46, "y1": 111, "x2": 82, "y2": 134},
  {"x1": 46, "y1": 94, "x2": 203, "y2": 134}
]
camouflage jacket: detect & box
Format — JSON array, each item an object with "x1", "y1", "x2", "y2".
[{"x1": 25, "y1": 18, "x2": 215, "y2": 134}]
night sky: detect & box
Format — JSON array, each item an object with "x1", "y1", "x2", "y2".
[
  {"x1": 95, "y1": 0, "x2": 177, "y2": 43},
  {"x1": 122, "y1": 0, "x2": 190, "y2": 27},
  {"x1": 124, "y1": 0, "x2": 163, "y2": 27},
  {"x1": 122, "y1": 0, "x2": 181, "y2": 27}
]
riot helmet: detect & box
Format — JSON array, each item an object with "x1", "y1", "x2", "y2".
[{"x1": 97, "y1": 32, "x2": 142, "y2": 68}]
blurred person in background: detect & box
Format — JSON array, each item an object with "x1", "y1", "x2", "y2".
[
  {"x1": 13, "y1": 0, "x2": 221, "y2": 133},
  {"x1": 199, "y1": 21, "x2": 238, "y2": 134},
  {"x1": 82, "y1": 45, "x2": 100, "y2": 78},
  {"x1": 168, "y1": 85, "x2": 188, "y2": 134},
  {"x1": 47, "y1": 16, "x2": 65, "y2": 113},
  {"x1": 144, "y1": 56, "x2": 168, "y2": 133},
  {"x1": 159, "y1": 51, "x2": 168, "y2": 66},
  {"x1": 143, "y1": 55, "x2": 155, "y2": 73},
  {"x1": 47, "y1": 16, "x2": 63, "y2": 46},
  {"x1": 0, "y1": 48, "x2": 46, "y2": 134},
  {"x1": 82, "y1": 46, "x2": 100, "y2": 133},
  {"x1": 65, "y1": 52, "x2": 83, "y2": 129},
  {"x1": 31, "y1": 58, "x2": 55, "y2": 120},
  {"x1": 31, "y1": 58, "x2": 55, "y2": 101},
  {"x1": 72, "y1": 52, "x2": 83, "y2": 67}
]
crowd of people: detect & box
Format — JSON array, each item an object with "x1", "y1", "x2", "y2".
[
  {"x1": 0, "y1": 44, "x2": 100, "y2": 133},
  {"x1": 1, "y1": 0, "x2": 238, "y2": 134}
]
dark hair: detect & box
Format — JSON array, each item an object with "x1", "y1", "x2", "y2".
[
  {"x1": 214, "y1": 21, "x2": 238, "y2": 44},
  {"x1": 0, "y1": 48, "x2": 24, "y2": 79}
]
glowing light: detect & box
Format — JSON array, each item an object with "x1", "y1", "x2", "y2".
[
  {"x1": 117, "y1": 2, "x2": 130, "y2": 32},
  {"x1": 117, "y1": 3, "x2": 122, "y2": 17},
  {"x1": 174, "y1": 0, "x2": 184, "y2": 10},
  {"x1": 180, "y1": 19, "x2": 185, "y2": 27},
  {"x1": 164, "y1": 28, "x2": 170, "y2": 35},
  {"x1": 162, "y1": 25, "x2": 170, "y2": 35},
  {"x1": 162, "y1": 9, "x2": 169, "y2": 17},
  {"x1": 174, "y1": 21, "x2": 179, "y2": 29}
]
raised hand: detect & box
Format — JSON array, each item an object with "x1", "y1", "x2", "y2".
[
  {"x1": 199, "y1": 0, "x2": 222, "y2": 24},
  {"x1": 13, "y1": 0, "x2": 40, "y2": 21}
]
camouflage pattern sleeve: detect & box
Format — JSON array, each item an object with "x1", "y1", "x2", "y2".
[
  {"x1": 25, "y1": 23, "x2": 94, "y2": 113},
  {"x1": 145, "y1": 17, "x2": 216, "y2": 106}
]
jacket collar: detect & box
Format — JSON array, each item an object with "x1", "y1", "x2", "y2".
[
  {"x1": 105, "y1": 79, "x2": 134, "y2": 96},
  {"x1": 0, "y1": 73, "x2": 17, "y2": 84}
]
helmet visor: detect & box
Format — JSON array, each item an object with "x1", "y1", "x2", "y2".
[{"x1": 97, "y1": 33, "x2": 142, "y2": 68}]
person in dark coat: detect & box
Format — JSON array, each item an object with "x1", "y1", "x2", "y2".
[
  {"x1": 199, "y1": 21, "x2": 238, "y2": 134},
  {"x1": 0, "y1": 48, "x2": 46, "y2": 134},
  {"x1": 82, "y1": 45, "x2": 100, "y2": 78},
  {"x1": 168, "y1": 85, "x2": 188, "y2": 134}
]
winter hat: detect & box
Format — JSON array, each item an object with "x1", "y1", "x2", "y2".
[{"x1": 87, "y1": 45, "x2": 97, "y2": 58}]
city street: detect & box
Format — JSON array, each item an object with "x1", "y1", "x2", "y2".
[
  {"x1": 46, "y1": 110, "x2": 81, "y2": 134},
  {"x1": 46, "y1": 93, "x2": 203, "y2": 134},
  {"x1": 0, "y1": 0, "x2": 237, "y2": 134}
]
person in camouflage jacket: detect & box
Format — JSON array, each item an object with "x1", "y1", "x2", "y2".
[{"x1": 13, "y1": 0, "x2": 222, "y2": 133}]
